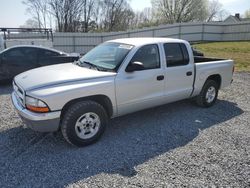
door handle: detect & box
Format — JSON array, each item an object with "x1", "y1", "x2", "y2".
[
  {"x1": 157, "y1": 75, "x2": 164, "y2": 81},
  {"x1": 186, "y1": 71, "x2": 193, "y2": 76}
]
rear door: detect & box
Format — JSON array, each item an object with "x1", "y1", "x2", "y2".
[{"x1": 163, "y1": 43, "x2": 194, "y2": 101}]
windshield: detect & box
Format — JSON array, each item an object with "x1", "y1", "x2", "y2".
[{"x1": 79, "y1": 42, "x2": 133, "y2": 72}]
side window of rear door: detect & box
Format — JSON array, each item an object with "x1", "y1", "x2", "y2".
[
  {"x1": 42, "y1": 49, "x2": 60, "y2": 57},
  {"x1": 22, "y1": 47, "x2": 38, "y2": 65},
  {"x1": 164, "y1": 43, "x2": 189, "y2": 67}
]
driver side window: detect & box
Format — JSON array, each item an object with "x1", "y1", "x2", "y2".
[{"x1": 130, "y1": 44, "x2": 160, "y2": 70}]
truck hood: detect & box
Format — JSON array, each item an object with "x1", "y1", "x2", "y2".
[{"x1": 14, "y1": 63, "x2": 116, "y2": 91}]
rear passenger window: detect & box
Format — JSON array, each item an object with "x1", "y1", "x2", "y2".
[
  {"x1": 164, "y1": 43, "x2": 189, "y2": 67},
  {"x1": 23, "y1": 48, "x2": 38, "y2": 61},
  {"x1": 5, "y1": 49, "x2": 25, "y2": 58},
  {"x1": 130, "y1": 44, "x2": 160, "y2": 70},
  {"x1": 2, "y1": 47, "x2": 37, "y2": 64}
]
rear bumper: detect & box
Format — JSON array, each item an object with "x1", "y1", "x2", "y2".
[{"x1": 11, "y1": 92, "x2": 61, "y2": 132}]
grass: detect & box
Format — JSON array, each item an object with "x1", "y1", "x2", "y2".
[{"x1": 193, "y1": 41, "x2": 250, "y2": 72}]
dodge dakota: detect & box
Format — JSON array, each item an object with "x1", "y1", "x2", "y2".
[{"x1": 11, "y1": 38, "x2": 234, "y2": 147}]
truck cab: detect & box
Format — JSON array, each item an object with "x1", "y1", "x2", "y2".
[{"x1": 114, "y1": 38, "x2": 196, "y2": 115}]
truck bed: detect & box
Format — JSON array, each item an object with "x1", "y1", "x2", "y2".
[
  {"x1": 192, "y1": 57, "x2": 234, "y2": 98},
  {"x1": 194, "y1": 56, "x2": 225, "y2": 63}
]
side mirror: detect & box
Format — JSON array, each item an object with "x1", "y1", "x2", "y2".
[{"x1": 126, "y1": 61, "x2": 144, "y2": 72}]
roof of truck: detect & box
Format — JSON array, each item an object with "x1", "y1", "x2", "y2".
[{"x1": 108, "y1": 37, "x2": 187, "y2": 46}]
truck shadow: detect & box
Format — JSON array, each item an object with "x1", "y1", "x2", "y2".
[{"x1": 0, "y1": 99, "x2": 244, "y2": 187}]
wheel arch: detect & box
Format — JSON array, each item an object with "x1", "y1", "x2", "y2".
[
  {"x1": 60, "y1": 95, "x2": 113, "y2": 119},
  {"x1": 206, "y1": 74, "x2": 222, "y2": 89}
]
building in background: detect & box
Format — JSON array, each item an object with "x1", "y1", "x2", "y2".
[{"x1": 224, "y1": 13, "x2": 250, "y2": 23}]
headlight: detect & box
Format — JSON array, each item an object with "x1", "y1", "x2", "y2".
[{"x1": 25, "y1": 96, "x2": 50, "y2": 113}]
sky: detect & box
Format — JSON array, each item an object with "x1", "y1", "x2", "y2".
[{"x1": 0, "y1": 0, "x2": 249, "y2": 28}]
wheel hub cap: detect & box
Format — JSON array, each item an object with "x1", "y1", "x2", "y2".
[
  {"x1": 75, "y1": 112, "x2": 101, "y2": 139},
  {"x1": 206, "y1": 86, "x2": 216, "y2": 103}
]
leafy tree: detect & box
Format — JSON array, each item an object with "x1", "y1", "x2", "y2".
[
  {"x1": 49, "y1": 0, "x2": 84, "y2": 32},
  {"x1": 22, "y1": 0, "x2": 228, "y2": 32},
  {"x1": 245, "y1": 9, "x2": 250, "y2": 18},
  {"x1": 98, "y1": 0, "x2": 133, "y2": 31},
  {"x1": 151, "y1": 0, "x2": 224, "y2": 24}
]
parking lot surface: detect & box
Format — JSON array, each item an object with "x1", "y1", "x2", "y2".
[{"x1": 0, "y1": 73, "x2": 249, "y2": 187}]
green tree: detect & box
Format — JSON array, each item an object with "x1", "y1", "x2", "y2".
[{"x1": 245, "y1": 9, "x2": 250, "y2": 18}]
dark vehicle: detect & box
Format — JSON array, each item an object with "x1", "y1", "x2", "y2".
[
  {"x1": 192, "y1": 47, "x2": 204, "y2": 57},
  {"x1": 0, "y1": 45, "x2": 79, "y2": 81}
]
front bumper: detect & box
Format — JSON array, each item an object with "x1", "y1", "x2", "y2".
[{"x1": 11, "y1": 92, "x2": 61, "y2": 132}]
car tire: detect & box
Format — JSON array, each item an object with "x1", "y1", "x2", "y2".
[
  {"x1": 61, "y1": 100, "x2": 108, "y2": 147},
  {"x1": 196, "y1": 80, "x2": 219, "y2": 107}
]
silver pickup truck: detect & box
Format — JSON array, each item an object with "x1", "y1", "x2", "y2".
[{"x1": 12, "y1": 38, "x2": 234, "y2": 147}]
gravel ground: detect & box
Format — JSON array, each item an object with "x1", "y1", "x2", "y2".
[{"x1": 0, "y1": 73, "x2": 249, "y2": 187}]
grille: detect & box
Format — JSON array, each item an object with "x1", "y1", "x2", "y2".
[{"x1": 13, "y1": 81, "x2": 25, "y2": 107}]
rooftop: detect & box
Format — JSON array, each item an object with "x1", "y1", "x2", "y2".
[{"x1": 108, "y1": 37, "x2": 186, "y2": 46}]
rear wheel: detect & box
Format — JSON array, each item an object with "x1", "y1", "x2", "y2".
[
  {"x1": 196, "y1": 80, "x2": 219, "y2": 107},
  {"x1": 61, "y1": 101, "x2": 108, "y2": 147}
]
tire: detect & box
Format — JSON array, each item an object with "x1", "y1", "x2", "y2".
[
  {"x1": 61, "y1": 100, "x2": 108, "y2": 147},
  {"x1": 195, "y1": 80, "x2": 219, "y2": 107}
]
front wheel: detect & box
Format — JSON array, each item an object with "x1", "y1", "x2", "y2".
[
  {"x1": 61, "y1": 101, "x2": 108, "y2": 147},
  {"x1": 195, "y1": 80, "x2": 219, "y2": 107}
]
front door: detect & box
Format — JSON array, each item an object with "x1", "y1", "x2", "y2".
[{"x1": 115, "y1": 44, "x2": 165, "y2": 116}]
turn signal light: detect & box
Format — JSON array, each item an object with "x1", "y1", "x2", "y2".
[{"x1": 26, "y1": 105, "x2": 50, "y2": 113}]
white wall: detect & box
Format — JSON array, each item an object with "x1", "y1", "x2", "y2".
[{"x1": 5, "y1": 21, "x2": 250, "y2": 53}]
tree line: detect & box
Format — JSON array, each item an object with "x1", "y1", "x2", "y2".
[{"x1": 22, "y1": 0, "x2": 228, "y2": 32}]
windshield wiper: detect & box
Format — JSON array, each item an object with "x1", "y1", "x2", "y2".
[
  {"x1": 75, "y1": 60, "x2": 98, "y2": 70},
  {"x1": 76, "y1": 60, "x2": 113, "y2": 72},
  {"x1": 82, "y1": 61, "x2": 97, "y2": 68},
  {"x1": 84, "y1": 61, "x2": 106, "y2": 71}
]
